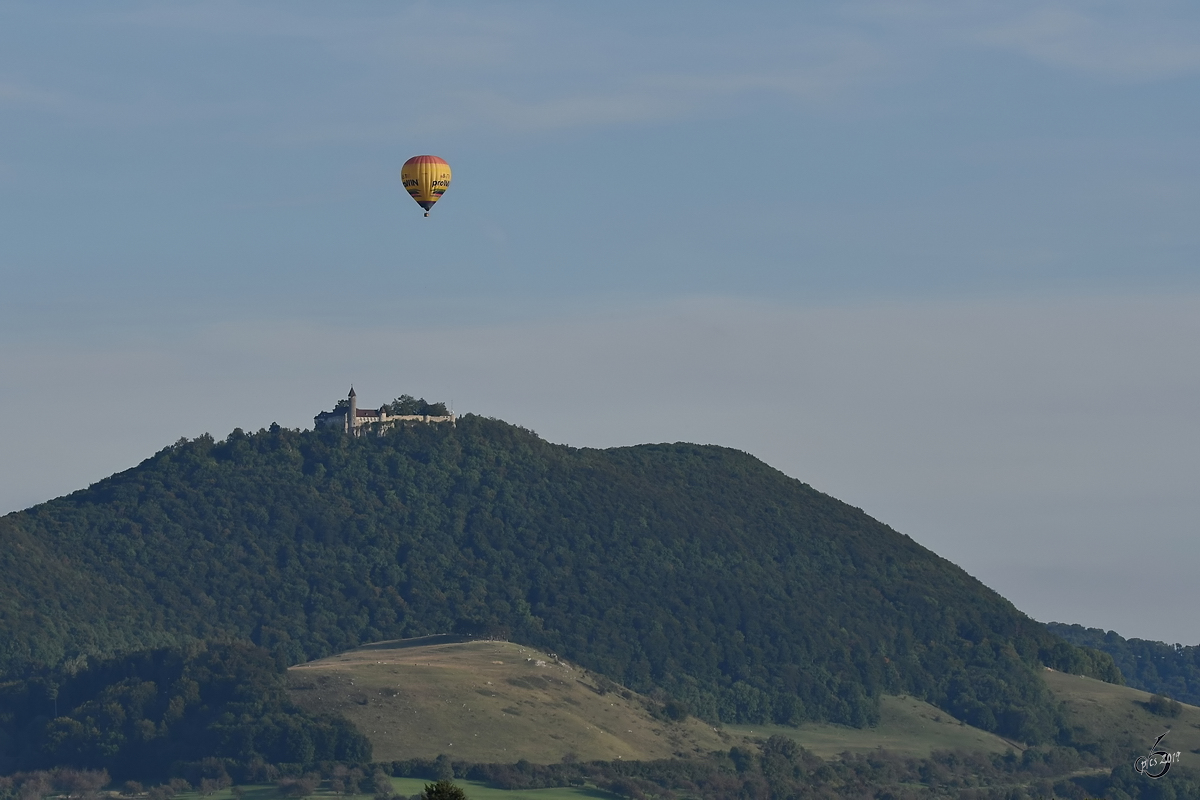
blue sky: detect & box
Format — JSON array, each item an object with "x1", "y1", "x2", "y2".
[{"x1": 2, "y1": 2, "x2": 1199, "y2": 643}]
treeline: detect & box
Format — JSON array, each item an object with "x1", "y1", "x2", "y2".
[
  {"x1": 387, "y1": 396, "x2": 449, "y2": 417},
  {"x1": 0, "y1": 418, "x2": 1118, "y2": 742},
  {"x1": 0, "y1": 762, "x2": 393, "y2": 800},
  {"x1": 0, "y1": 642, "x2": 369, "y2": 781},
  {"x1": 0, "y1": 769, "x2": 109, "y2": 800},
  {"x1": 322, "y1": 395, "x2": 448, "y2": 421},
  {"x1": 5, "y1": 734, "x2": 1196, "y2": 800},
  {"x1": 388, "y1": 737, "x2": 1199, "y2": 800},
  {"x1": 1048, "y1": 623, "x2": 1200, "y2": 706}
]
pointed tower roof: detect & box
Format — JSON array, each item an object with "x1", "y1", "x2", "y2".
[{"x1": 348, "y1": 386, "x2": 356, "y2": 398}]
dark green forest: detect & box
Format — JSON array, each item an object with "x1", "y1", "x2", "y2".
[
  {"x1": 1048, "y1": 623, "x2": 1200, "y2": 706},
  {"x1": 0, "y1": 642, "x2": 369, "y2": 780},
  {"x1": 0, "y1": 416, "x2": 1118, "y2": 744}
]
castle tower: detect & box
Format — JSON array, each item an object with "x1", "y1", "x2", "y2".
[{"x1": 347, "y1": 386, "x2": 357, "y2": 435}]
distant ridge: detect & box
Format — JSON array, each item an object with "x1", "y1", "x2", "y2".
[{"x1": 0, "y1": 414, "x2": 1119, "y2": 744}]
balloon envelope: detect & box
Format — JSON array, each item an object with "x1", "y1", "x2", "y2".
[{"x1": 401, "y1": 155, "x2": 451, "y2": 213}]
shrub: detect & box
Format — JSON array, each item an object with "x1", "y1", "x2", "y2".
[{"x1": 1145, "y1": 693, "x2": 1182, "y2": 717}]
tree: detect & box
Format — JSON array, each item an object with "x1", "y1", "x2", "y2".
[
  {"x1": 389, "y1": 396, "x2": 420, "y2": 415},
  {"x1": 1145, "y1": 693, "x2": 1182, "y2": 717},
  {"x1": 276, "y1": 776, "x2": 318, "y2": 798},
  {"x1": 371, "y1": 770, "x2": 393, "y2": 798},
  {"x1": 421, "y1": 781, "x2": 466, "y2": 800}
]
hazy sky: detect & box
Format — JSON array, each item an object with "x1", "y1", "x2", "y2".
[{"x1": 2, "y1": 2, "x2": 1198, "y2": 644}]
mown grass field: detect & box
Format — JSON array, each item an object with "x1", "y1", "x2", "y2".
[{"x1": 288, "y1": 636, "x2": 730, "y2": 764}]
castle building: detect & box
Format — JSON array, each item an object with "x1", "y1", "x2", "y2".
[{"x1": 314, "y1": 388, "x2": 456, "y2": 436}]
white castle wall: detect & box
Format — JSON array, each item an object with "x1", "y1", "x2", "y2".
[{"x1": 315, "y1": 407, "x2": 456, "y2": 435}]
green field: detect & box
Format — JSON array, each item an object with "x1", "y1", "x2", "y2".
[
  {"x1": 174, "y1": 788, "x2": 281, "y2": 800},
  {"x1": 387, "y1": 778, "x2": 619, "y2": 800},
  {"x1": 726, "y1": 694, "x2": 1020, "y2": 759},
  {"x1": 173, "y1": 781, "x2": 617, "y2": 800}
]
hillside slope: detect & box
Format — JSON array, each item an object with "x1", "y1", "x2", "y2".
[
  {"x1": 1043, "y1": 667, "x2": 1200, "y2": 758},
  {"x1": 287, "y1": 636, "x2": 1019, "y2": 763},
  {"x1": 288, "y1": 636, "x2": 730, "y2": 763},
  {"x1": 1048, "y1": 622, "x2": 1200, "y2": 706},
  {"x1": 0, "y1": 416, "x2": 1118, "y2": 741}
]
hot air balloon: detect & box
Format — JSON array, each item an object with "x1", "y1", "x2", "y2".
[{"x1": 400, "y1": 155, "x2": 452, "y2": 217}]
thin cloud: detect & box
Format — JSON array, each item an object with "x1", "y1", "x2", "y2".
[
  {"x1": 844, "y1": 0, "x2": 1200, "y2": 81},
  {"x1": 12, "y1": 2, "x2": 1200, "y2": 145},
  {"x1": 978, "y1": 5, "x2": 1200, "y2": 80},
  {"x1": 0, "y1": 73, "x2": 256, "y2": 131},
  {"x1": 48, "y1": 5, "x2": 893, "y2": 139},
  {"x1": 119, "y1": 3, "x2": 530, "y2": 69},
  {"x1": 454, "y1": 88, "x2": 696, "y2": 133}
]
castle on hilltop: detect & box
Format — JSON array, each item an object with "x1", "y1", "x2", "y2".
[{"x1": 314, "y1": 388, "x2": 456, "y2": 436}]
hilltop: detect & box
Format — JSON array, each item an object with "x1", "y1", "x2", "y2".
[
  {"x1": 0, "y1": 414, "x2": 1118, "y2": 745},
  {"x1": 287, "y1": 636, "x2": 730, "y2": 763}
]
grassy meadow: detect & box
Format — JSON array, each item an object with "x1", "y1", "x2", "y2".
[
  {"x1": 288, "y1": 635, "x2": 1200, "y2": 784},
  {"x1": 726, "y1": 694, "x2": 1019, "y2": 759},
  {"x1": 288, "y1": 636, "x2": 1019, "y2": 764},
  {"x1": 288, "y1": 636, "x2": 729, "y2": 764},
  {"x1": 1043, "y1": 667, "x2": 1200, "y2": 762}
]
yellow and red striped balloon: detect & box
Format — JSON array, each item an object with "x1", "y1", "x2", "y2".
[{"x1": 400, "y1": 155, "x2": 452, "y2": 216}]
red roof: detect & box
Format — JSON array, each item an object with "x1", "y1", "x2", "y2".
[
  {"x1": 403, "y1": 155, "x2": 448, "y2": 166},
  {"x1": 356, "y1": 409, "x2": 381, "y2": 418}
]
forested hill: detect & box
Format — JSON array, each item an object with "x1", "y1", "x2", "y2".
[
  {"x1": 1048, "y1": 622, "x2": 1200, "y2": 705},
  {"x1": 0, "y1": 416, "x2": 1118, "y2": 743}
]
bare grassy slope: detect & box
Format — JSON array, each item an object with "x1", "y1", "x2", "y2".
[
  {"x1": 288, "y1": 637, "x2": 1025, "y2": 764},
  {"x1": 288, "y1": 637, "x2": 729, "y2": 763},
  {"x1": 727, "y1": 694, "x2": 1019, "y2": 759},
  {"x1": 1044, "y1": 667, "x2": 1200, "y2": 760},
  {"x1": 292, "y1": 639, "x2": 1200, "y2": 769},
  {"x1": 732, "y1": 670, "x2": 1200, "y2": 765}
]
